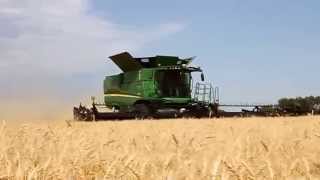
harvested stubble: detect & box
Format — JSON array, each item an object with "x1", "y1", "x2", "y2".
[{"x1": 1, "y1": 116, "x2": 320, "y2": 179}]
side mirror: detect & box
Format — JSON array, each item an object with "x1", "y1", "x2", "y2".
[{"x1": 201, "y1": 73, "x2": 205, "y2": 81}]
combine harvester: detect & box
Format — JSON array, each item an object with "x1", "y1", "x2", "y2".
[{"x1": 73, "y1": 52, "x2": 220, "y2": 121}]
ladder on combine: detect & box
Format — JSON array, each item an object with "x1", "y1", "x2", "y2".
[{"x1": 193, "y1": 82, "x2": 219, "y2": 104}]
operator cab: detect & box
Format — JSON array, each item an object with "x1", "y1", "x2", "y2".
[{"x1": 155, "y1": 70, "x2": 191, "y2": 98}]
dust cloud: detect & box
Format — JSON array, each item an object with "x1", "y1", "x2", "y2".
[{"x1": 0, "y1": 98, "x2": 73, "y2": 122}]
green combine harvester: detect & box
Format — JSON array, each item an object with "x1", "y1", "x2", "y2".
[{"x1": 73, "y1": 52, "x2": 220, "y2": 121}]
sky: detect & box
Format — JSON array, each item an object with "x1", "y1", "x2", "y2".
[{"x1": 1, "y1": 0, "x2": 320, "y2": 119}]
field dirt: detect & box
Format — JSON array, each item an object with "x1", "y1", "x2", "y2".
[{"x1": 1, "y1": 116, "x2": 320, "y2": 179}]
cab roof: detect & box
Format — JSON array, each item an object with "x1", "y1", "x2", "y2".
[{"x1": 109, "y1": 52, "x2": 193, "y2": 72}]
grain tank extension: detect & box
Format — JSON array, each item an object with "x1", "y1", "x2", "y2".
[{"x1": 73, "y1": 52, "x2": 219, "y2": 120}]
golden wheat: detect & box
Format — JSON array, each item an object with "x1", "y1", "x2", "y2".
[{"x1": 0, "y1": 116, "x2": 320, "y2": 179}]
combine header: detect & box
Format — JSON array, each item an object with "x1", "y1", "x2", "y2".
[{"x1": 74, "y1": 52, "x2": 220, "y2": 121}]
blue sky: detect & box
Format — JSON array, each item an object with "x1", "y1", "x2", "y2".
[
  {"x1": 93, "y1": 0, "x2": 320, "y2": 103},
  {"x1": 0, "y1": 0, "x2": 320, "y2": 119}
]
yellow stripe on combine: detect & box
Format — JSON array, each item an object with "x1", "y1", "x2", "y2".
[{"x1": 104, "y1": 94, "x2": 141, "y2": 98}]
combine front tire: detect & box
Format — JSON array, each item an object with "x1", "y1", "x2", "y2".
[{"x1": 134, "y1": 103, "x2": 151, "y2": 119}]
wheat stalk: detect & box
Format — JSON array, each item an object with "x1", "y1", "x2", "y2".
[{"x1": 0, "y1": 116, "x2": 318, "y2": 178}]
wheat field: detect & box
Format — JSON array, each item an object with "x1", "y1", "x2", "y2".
[{"x1": 0, "y1": 116, "x2": 320, "y2": 179}]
